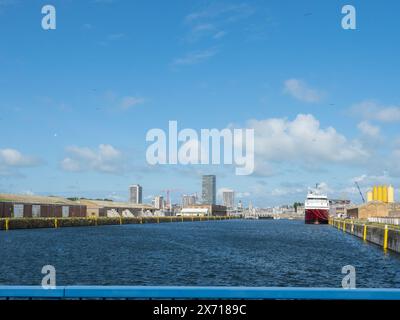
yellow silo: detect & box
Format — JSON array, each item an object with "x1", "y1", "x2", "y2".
[
  {"x1": 382, "y1": 185, "x2": 388, "y2": 203},
  {"x1": 388, "y1": 185, "x2": 395, "y2": 203},
  {"x1": 378, "y1": 186, "x2": 383, "y2": 202},
  {"x1": 367, "y1": 190, "x2": 373, "y2": 202},
  {"x1": 373, "y1": 186, "x2": 378, "y2": 201}
]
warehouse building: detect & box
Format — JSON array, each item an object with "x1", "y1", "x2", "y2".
[
  {"x1": 182, "y1": 204, "x2": 227, "y2": 216},
  {"x1": 346, "y1": 202, "x2": 400, "y2": 219},
  {"x1": 0, "y1": 194, "x2": 86, "y2": 218},
  {"x1": 75, "y1": 199, "x2": 155, "y2": 217}
]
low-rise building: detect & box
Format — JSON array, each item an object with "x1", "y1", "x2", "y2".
[
  {"x1": 346, "y1": 201, "x2": 391, "y2": 219},
  {"x1": 0, "y1": 194, "x2": 86, "y2": 218},
  {"x1": 76, "y1": 199, "x2": 155, "y2": 217},
  {"x1": 178, "y1": 208, "x2": 208, "y2": 216},
  {"x1": 183, "y1": 204, "x2": 227, "y2": 216}
]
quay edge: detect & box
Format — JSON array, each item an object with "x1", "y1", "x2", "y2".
[
  {"x1": 0, "y1": 216, "x2": 239, "y2": 231},
  {"x1": 330, "y1": 218, "x2": 400, "y2": 254}
]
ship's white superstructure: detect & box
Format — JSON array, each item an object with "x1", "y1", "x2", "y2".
[{"x1": 305, "y1": 190, "x2": 329, "y2": 210}]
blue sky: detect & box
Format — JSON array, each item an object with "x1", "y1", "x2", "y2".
[{"x1": 1, "y1": 0, "x2": 400, "y2": 206}]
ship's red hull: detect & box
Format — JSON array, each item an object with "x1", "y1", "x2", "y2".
[{"x1": 305, "y1": 209, "x2": 329, "y2": 224}]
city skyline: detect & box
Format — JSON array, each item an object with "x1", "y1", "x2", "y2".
[{"x1": 1, "y1": 1, "x2": 400, "y2": 206}]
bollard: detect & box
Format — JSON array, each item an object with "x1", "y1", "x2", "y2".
[
  {"x1": 351, "y1": 222, "x2": 354, "y2": 234},
  {"x1": 5, "y1": 218, "x2": 9, "y2": 231},
  {"x1": 54, "y1": 218, "x2": 58, "y2": 229},
  {"x1": 363, "y1": 224, "x2": 367, "y2": 241},
  {"x1": 383, "y1": 225, "x2": 389, "y2": 251}
]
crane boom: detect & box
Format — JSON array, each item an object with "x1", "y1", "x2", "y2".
[{"x1": 355, "y1": 182, "x2": 365, "y2": 203}]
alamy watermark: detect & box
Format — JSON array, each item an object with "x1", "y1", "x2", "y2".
[
  {"x1": 41, "y1": 5, "x2": 56, "y2": 30},
  {"x1": 41, "y1": 265, "x2": 56, "y2": 289},
  {"x1": 39, "y1": 4, "x2": 355, "y2": 31},
  {"x1": 341, "y1": 265, "x2": 356, "y2": 289},
  {"x1": 145, "y1": 121, "x2": 254, "y2": 175},
  {"x1": 341, "y1": 5, "x2": 356, "y2": 30}
]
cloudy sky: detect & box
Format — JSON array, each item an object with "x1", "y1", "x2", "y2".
[{"x1": 1, "y1": 0, "x2": 400, "y2": 206}]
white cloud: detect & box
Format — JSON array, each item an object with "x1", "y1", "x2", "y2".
[
  {"x1": 270, "y1": 186, "x2": 306, "y2": 197},
  {"x1": 172, "y1": 48, "x2": 218, "y2": 66},
  {"x1": 350, "y1": 173, "x2": 391, "y2": 185},
  {"x1": 120, "y1": 96, "x2": 145, "y2": 109},
  {"x1": 248, "y1": 114, "x2": 368, "y2": 166},
  {"x1": 0, "y1": 148, "x2": 39, "y2": 167},
  {"x1": 283, "y1": 79, "x2": 324, "y2": 103},
  {"x1": 252, "y1": 159, "x2": 275, "y2": 177},
  {"x1": 213, "y1": 31, "x2": 227, "y2": 39},
  {"x1": 236, "y1": 191, "x2": 250, "y2": 198},
  {"x1": 107, "y1": 192, "x2": 125, "y2": 201},
  {"x1": 82, "y1": 23, "x2": 93, "y2": 30},
  {"x1": 317, "y1": 182, "x2": 333, "y2": 194},
  {"x1": 0, "y1": 148, "x2": 40, "y2": 176},
  {"x1": 107, "y1": 33, "x2": 125, "y2": 41},
  {"x1": 351, "y1": 100, "x2": 400, "y2": 122},
  {"x1": 61, "y1": 158, "x2": 81, "y2": 172},
  {"x1": 61, "y1": 144, "x2": 125, "y2": 174},
  {"x1": 185, "y1": 3, "x2": 254, "y2": 24},
  {"x1": 102, "y1": 91, "x2": 145, "y2": 110},
  {"x1": 182, "y1": 3, "x2": 255, "y2": 43},
  {"x1": 357, "y1": 121, "x2": 380, "y2": 138}
]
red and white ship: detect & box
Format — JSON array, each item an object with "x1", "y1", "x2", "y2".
[{"x1": 304, "y1": 185, "x2": 329, "y2": 224}]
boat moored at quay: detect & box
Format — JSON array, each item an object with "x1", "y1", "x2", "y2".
[{"x1": 304, "y1": 186, "x2": 329, "y2": 224}]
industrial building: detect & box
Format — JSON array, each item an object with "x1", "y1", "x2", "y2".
[
  {"x1": 178, "y1": 207, "x2": 209, "y2": 216},
  {"x1": 347, "y1": 202, "x2": 400, "y2": 219},
  {"x1": 0, "y1": 194, "x2": 156, "y2": 218},
  {"x1": 75, "y1": 199, "x2": 155, "y2": 217},
  {"x1": 346, "y1": 185, "x2": 399, "y2": 219},
  {"x1": 0, "y1": 194, "x2": 86, "y2": 218},
  {"x1": 181, "y1": 204, "x2": 227, "y2": 216},
  {"x1": 329, "y1": 199, "x2": 351, "y2": 217}
]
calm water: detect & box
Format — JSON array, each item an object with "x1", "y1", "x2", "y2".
[{"x1": 1, "y1": 220, "x2": 400, "y2": 287}]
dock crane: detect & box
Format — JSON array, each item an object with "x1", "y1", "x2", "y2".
[{"x1": 354, "y1": 181, "x2": 365, "y2": 203}]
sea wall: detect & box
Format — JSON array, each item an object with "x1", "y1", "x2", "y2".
[
  {"x1": 330, "y1": 219, "x2": 400, "y2": 253},
  {"x1": 0, "y1": 216, "x2": 236, "y2": 231}
]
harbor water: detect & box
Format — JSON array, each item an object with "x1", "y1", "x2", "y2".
[{"x1": 1, "y1": 220, "x2": 400, "y2": 287}]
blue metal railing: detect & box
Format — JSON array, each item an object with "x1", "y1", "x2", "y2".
[{"x1": 1, "y1": 286, "x2": 400, "y2": 300}]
